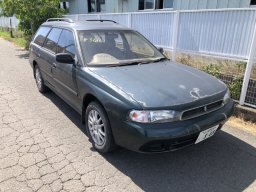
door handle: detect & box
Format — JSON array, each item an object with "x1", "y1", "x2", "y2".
[{"x1": 36, "y1": 53, "x2": 41, "y2": 58}]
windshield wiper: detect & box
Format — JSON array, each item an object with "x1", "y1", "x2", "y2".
[
  {"x1": 150, "y1": 57, "x2": 168, "y2": 63},
  {"x1": 105, "y1": 58, "x2": 168, "y2": 67},
  {"x1": 104, "y1": 61, "x2": 141, "y2": 67},
  {"x1": 117, "y1": 60, "x2": 152, "y2": 66}
]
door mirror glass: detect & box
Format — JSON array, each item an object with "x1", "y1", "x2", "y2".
[{"x1": 56, "y1": 53, "x2": 74, "y2": 64}]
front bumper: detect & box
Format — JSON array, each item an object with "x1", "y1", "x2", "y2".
[{"x1": 111, "y1": 99, "x2": 234, "y2": 153}]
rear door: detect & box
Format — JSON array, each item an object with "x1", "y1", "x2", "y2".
[
  {"x1": 40, "y1": 28, "x2": 62, "y2": 87},
  {"x1": 52, "y1": 29, "x2": 79, "y2": 109},
  {"x1": 30, "y1": 26, "x2": 51, "y2": 81}
]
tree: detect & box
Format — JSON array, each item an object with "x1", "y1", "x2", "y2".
[
  {"x1": 0, "y1": 0, "x2": 4, "y2": 16},
  {"x1": 1, "y1": 0, "x2": 64, "y2": 35}
]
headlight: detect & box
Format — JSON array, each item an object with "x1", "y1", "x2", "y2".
[
  {"x1": 129, "y1": 110, "x2": 181, "y2": 123},
  {"x1": 223, "y1": 89, "x2": 230, "y2": 105}
]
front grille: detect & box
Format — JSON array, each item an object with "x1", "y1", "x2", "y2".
[{"x1": 181, "y1": 100, "x2": 223, "y2": 120}]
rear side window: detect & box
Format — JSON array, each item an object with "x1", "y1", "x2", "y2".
[
  {"x1": 57, "y1": 30, "x2": 76, "y2": 57},
  {"x1": 43, "y1": 28, "x2": 62, "y2": 53},
  {"x1": 33, "y1": 27, "x2": 51, "y2": 46}
]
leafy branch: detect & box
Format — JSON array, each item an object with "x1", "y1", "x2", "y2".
[{"x1": 1, "y1": 0, "x2": 65, "y2": 35}]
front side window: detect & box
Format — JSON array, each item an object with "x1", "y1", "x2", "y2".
[
  {"x1": 78, "y1": 30, "x2": 164, "y2": 66},
  {"x1": 33, "y1": 27, "x2": 51, "y2": 46},
  {"x1": 43, "y1": 28, "x2": 62, "y2": 53},
  {"x1": 57, "y1": 30, "x2": 76, "y2": 57}
]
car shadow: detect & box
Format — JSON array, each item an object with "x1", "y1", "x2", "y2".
[
  {"x1": 16, "y1": 49, "x2": 29, "y2": 59},
  {"x1": 44, "y1": 91, "x2": 256, "y2": 192}
]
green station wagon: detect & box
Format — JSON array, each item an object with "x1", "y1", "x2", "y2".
[{"x1": 29, "y1": 18, "x2": 234, "y2": 153}]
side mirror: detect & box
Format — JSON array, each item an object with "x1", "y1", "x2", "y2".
[
  {"x1": 157, "y1": 47, "x2": 164, "y2": 54},
  {"x1": 56, "y1": 53, "x2": 74, "y2": 64}
]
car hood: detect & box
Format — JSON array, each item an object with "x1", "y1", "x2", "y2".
[{"x1": 89, "y1": 61, "x2": 226, "y2": 108}]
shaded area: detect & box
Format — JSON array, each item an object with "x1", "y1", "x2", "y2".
[
  {"x1": 44, "y1": 91, "x2": 256, "y2": 192},
  {"x1": 16, "y1": 53, "x2": 29, "y2": 59},
  {"x1": 16, "y1": 49, "x2": 29, "y2": 59},
  {"x1": 44, "y1": 91, "x2": 86, "y2": 133},
  {"x1": 103, "y1": 132, "x2": 256, "y2": 192}
]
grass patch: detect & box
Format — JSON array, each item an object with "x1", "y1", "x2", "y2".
[
  {"x1": 227, "y1": 117, "x2": 256, "y2": 136},
  {"x1": 0, "y1": 30, "x2": 26, "y2": 48}
]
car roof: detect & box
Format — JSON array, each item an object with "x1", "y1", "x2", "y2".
[{"x1": 41, "y1": 18, "x2": 131, "y2": 31}]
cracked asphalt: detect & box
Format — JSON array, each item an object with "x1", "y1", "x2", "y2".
[{"x1": 0, "y1": 38, "x2": 256, "y2": 192}]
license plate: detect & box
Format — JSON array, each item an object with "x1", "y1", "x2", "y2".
[{"x1": 195, "y1": 125, "x2": 219, "y2": 144}]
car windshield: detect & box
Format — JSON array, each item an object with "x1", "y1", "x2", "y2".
[{"x1": 78, "y1": 30, "x2": 165, "y2": 66}]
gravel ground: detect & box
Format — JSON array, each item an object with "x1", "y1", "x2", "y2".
[{"x1": 0, "y1": 38, "x2": 255, "y2": 192}]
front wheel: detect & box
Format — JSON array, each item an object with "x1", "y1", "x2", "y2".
[{"x1": 85, "y1": 101, "x2": 116, "y2": 153}]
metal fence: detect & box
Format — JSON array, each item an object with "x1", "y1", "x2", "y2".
[
  {"x1": 0, "y1": 16, "x2": 19, "y2": 30},
  {"x1": 65, "y1": 9, "x2": 256, "y2": 108}
]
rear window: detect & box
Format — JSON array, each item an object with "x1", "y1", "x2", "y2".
[{"x1": 33, "y1": 27, "x2": 51, "y2": 46}]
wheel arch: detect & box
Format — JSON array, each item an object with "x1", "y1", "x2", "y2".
[{"x1": 81, "y1": 93, "x2": 106, "y2": 124}]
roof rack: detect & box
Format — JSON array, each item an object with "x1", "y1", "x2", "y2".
[
  {"x1": 46, "y1": 18, "x2": 74, "y2": 23},
  {"x1": 86, "y1": 19, "x2": 117, "y2": 24}
]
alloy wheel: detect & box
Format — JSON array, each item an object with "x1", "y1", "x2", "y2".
[{"x1": 88, "y1": 109, "x2": 106, "y2": 146}]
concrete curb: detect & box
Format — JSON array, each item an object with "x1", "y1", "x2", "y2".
[{"x1": 233, "y1": 104, "x2": 256, "y2": 123}]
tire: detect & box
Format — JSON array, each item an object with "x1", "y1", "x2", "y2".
[
  {"x1": 34, "y1": 65, "x2": 49, "y2": 93},
  {"x1": 85, "y1": 101, "x2": 116, "y2": 153}
]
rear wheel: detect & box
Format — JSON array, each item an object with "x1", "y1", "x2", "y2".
[
  {"x1": 85, "y1": 101, "x2": 116, "y2": 153},
  {"x1": 34, "y1": 65, "x2": 49, "y2": 93}
]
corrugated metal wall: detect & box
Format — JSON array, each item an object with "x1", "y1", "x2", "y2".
[
  {"x1": 66, "y1": 9, "x2": 256, "y2": 60},
  {"x1": 177, "y1": 10, "x2": 256, "y2": 59},
  {"x1": 165, "y1": 0, "x2": 250, "y2": 10},
  {"x1": 66, "y1": 0, "x2": 252, "y2": 14},
  {"x1": 131, "y1": 12, "x2": 175, "y2": 48}
]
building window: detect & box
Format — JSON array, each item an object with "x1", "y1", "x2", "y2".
[
  {"x1": 163, "y1": 0, "x2": 173, "y2": 8},
  {"x1": 139, "y1": 0, "x2": 173, "y2": 10},
  {"x1": 59, "y1": 2, "x2": 70, "y2": 12},
  {"x1": 251, "y1": 0, "x2": 256, "y2": 5},
  {"x1": 88, "y1": 0, "x2": 105, "y2": 13},
  {"x1": 100, "y1": 0, "x2": 106, "y2": 12},
  {"x1": 139, "y1": 0, "x2": 144, "y2": 10},
  {"x1": 88, "y1": 0, "x2": 96, "y2": 12},
  {"x1": 145, "y1": 0, "x2": 154, "y2": 9}
]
